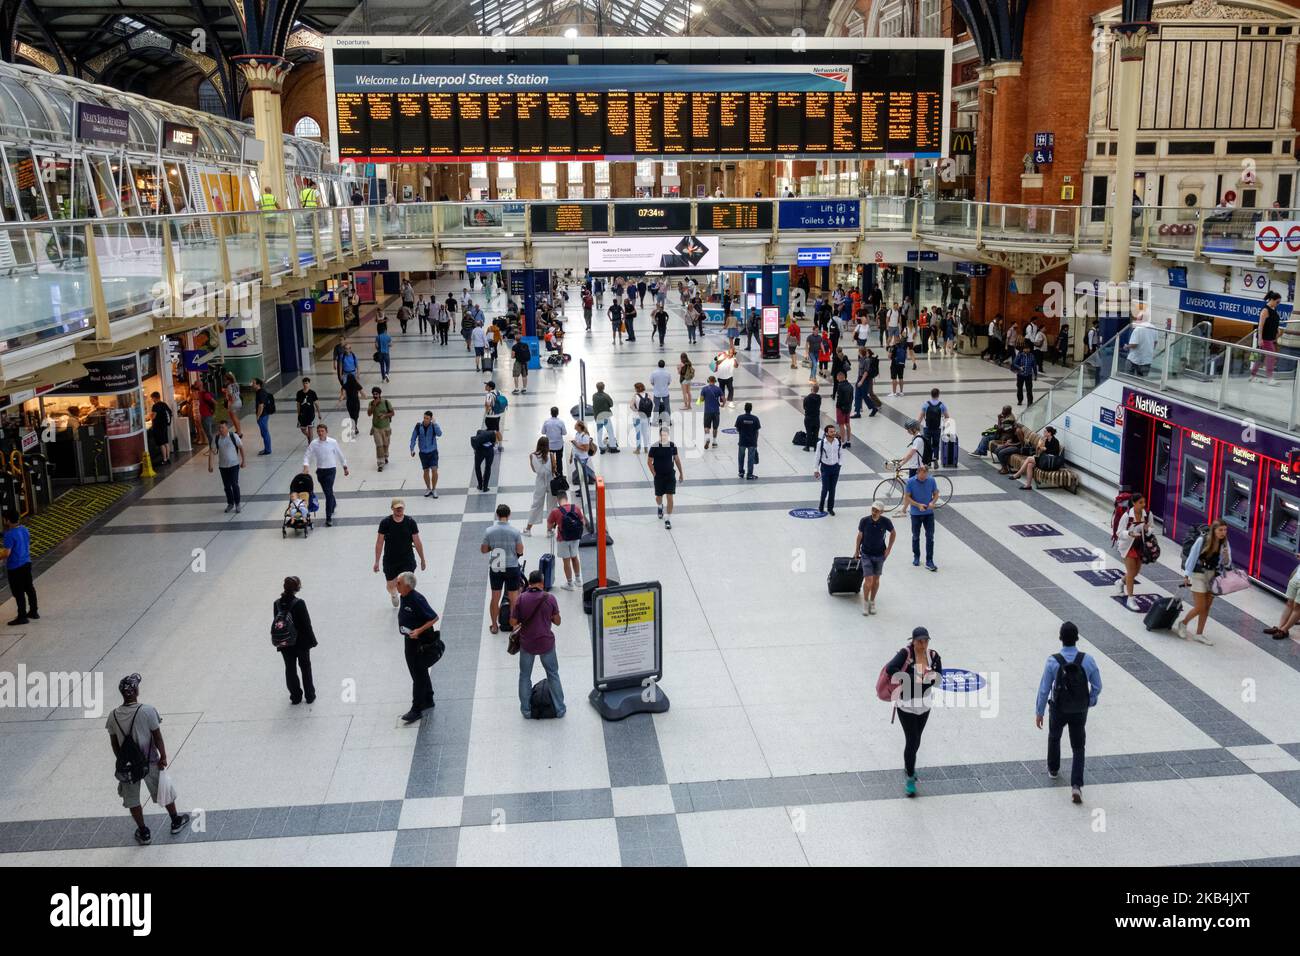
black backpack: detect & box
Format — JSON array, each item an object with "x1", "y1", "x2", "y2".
[
  {"x1": 271, "y1": 598, "x2": 298, "y2": 649},
  {"x1": 1052, "y1": 652, "x2": 1090, "y2": 715},
  {"x1": 1180, "y1": 523, "x2": 1211, "y2": 566},
  {"x1": 559, "y1": 504, "x2": 584, "y2": 540},
  {"x1": 924, "y1": 402, "x2": 943, "y2": 431},
  {"x1": 113, "y1": 708, "x2": 150, "y2": 783},
  {"x1": 263, "y1": 393, "x2": 277, "y2": 415},
  {"x1": 529, "y1": 679, "x2": 558, "y2": 719},
  {"x1": 638, "y1": 394, "x2": 653, "y2": 416}
]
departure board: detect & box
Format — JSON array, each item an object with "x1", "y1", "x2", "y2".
[
  {"x1": 329, "y1": 48, "x2": 948, "y2": 160},
  {"x1": 426, "y1": 93, "x2": 456, "y2": 155},
  {"x1": 633, "y1": 92, "x2": 662, "y2": 154},
  {"x1": 546, "y1": 92, "x2": 574, "y2": 155},
  {"x1": 530, "y1": 203, "x2": 610, "y2": 233},
  {"x1": 397, "y1": 93, "x2": 427, "y2": 157},
  {"x1": 718, "y1": 92, "x2": 747, "y2": 153},
  {"x1": 605, "y1": 91, "x2": 633, "y2": 155},
  {"x1": 515, "y1": 91, "x2": 545, "y2": 155},
  {"x1": 457, "y1": 92, "x2": 487, "y2": 155},
  {"x1": 575, "y1": 92, "x2": 603, "y2": 154},
  {"x1": 690, "y1": 92, "x2": 718, "y2": 153},
  {"x1": 775, "y1": 92, "x2": 803, "y2": 153},
  {"x1": 699, "y1": 201, "x2": 773, "y2": 231},
  {"x1": 486, "y1": 92, "x2": 515, "y2": 155}
]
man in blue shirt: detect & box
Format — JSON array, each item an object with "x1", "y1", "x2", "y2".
[
  {"x1": 700, "y1": 376, "x2": 723, "y2": 450},
  {"x1": 2, "y1": 510, "x2": 37, "y2": 625},
  {"x1": 902, "y1": 463, "x2": 939, "y2": 571},
  {"x1": 734, "y1": 402, "x2": 761, "y2": 479},
  {"x1": 919, "y1": 388, "x2": 949, "y2": 470},
  {"x1": 409, "y1": 410, "x2": 443, "y2": 498},
  {"x1": 1035, "y1": 621, "x2": 1103, "y2": 803}
]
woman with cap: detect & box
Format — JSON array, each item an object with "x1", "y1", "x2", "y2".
[{"x1": 883, "y1": 626, "x2": 943, "y2": 797}]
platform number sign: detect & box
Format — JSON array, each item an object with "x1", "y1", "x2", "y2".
[{"x1": 1033, "y1": 132, "x2": 1054, "y2": 166}]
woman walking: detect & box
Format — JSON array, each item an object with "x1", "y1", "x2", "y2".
[
  {"x1": 1177, "y1": 519, "x2": 1230, "y2": 645},
  {"x1": 207, "y1": 421, "x2": 245, "y2": 513},
  {"x1": 813, "y1": 424, "x2": 843, "y2": 516},
  {"x1": 883, "y1": 626, "x2": 942, "y2": 797},
  {"x1": 223, "y1": 372, "x2": 243, "y2": 437},
  {"x1": 524, "y1": 437, "x2": 553, "y2": 536},
  {"x1": 677, "y1": 352, "x2": 695, "y2": 406},
  {"x1": 1114, "y1": 492, "x2": 1152, "y2": 612},
  {"x1": 571, "y1": 420, "x2": 596, "y2": 489},
  {"x1": 273, "y1": 576, "x2": 317, "y2": 705}
]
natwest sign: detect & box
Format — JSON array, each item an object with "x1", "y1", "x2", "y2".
[{"x1": 1130, "y1": 394, "x2": 1169, "y2": 420}]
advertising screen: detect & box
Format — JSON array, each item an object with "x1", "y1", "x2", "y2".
[{"x1": 588, "y1": 235, "x2": 720, "y2": 273}]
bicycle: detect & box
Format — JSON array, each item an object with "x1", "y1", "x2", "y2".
[{"x1": 874, "y1": 459, "x2": 954, "y2": 515}]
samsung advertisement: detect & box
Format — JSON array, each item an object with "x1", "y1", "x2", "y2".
[{"x1": 588, "y1": 235, "x2": 719, "y2": 273}]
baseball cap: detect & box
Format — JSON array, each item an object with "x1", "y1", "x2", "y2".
[
  {"x1": 911, "y1": 627, "x2": 930, "y2": 641},
  {"x1": 871, "y1": 500, "x2": 885, "y2": 512}
]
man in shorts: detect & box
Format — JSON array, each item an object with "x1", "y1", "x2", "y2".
[
  {"x1": 700, "y1": 375, "x2": 723, "y2": 450},
  {"x1": 409, "y1": 410, "x2": 442, "y2": 498},
  {"x1": 295, "y1": 377, "x2": 319, "y2": 443},
  {"x1": 647, "y1": 427, "x2": 684, "y2": 530},
  {"x1": 546, "y1": 490, "x2": 586, "y2": 589},
  {"x1": 374, "y1": 498, "x2": 426, "y2": 606},
  {"x1": 855, "y1": 500, "x2": 896, "y2": 616},
  {"x1": 889, "y1": 334, "x2": 908, "y2": 397},
  {"x1": 481, "y1": 503, "x2": 525, "y2": 634},
  {"x1": 106, "y1": 673, "x2": 191, "y2": 845},
  {"x1": 511, "y1": 336, "x2": 532, "y2": 395}
]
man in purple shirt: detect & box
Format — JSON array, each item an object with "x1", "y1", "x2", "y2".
[{"x1": 510, "y1": 570, "x2": 566, "y2": 718}]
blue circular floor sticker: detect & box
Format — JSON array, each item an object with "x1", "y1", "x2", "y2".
[
  {"x1": 940, "y1": 669, "x2": 986, "y2": 693},
  {"x1": 789, "y1": 508, "x2": 827, "y2": 519}
]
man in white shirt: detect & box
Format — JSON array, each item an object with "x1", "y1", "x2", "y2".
[
  {"x1": 887, "y1": 304, "x2": 902, "y2": 340},
  {"x1": 541, "y1": 407, "x2": 567, "y2": 473},
  {"x1": 470, "y1": 322, "x2": 488, "y2": 371},
  {"x1": 1125, "y1": 313, "x2": 1158, "y2": 377},
  {"x1": 715, "y1": 350, "x2": 737, "y2": 408},
  {"x1": 900, "y1": 421, "x2": 927, "y2": 477},
  {"x1": 303, "y1": 423, "x2": 350, "y2": 526},
  {"x1": 649, "y1": 360, "x2": 673, "y2": 424}
]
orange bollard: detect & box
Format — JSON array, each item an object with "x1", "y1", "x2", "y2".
[{"x1": 596, "y1": 476, "x2": 607, "y2": 587}]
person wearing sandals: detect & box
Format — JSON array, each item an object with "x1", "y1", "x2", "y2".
[
  {"x1": 1177, "y1": 518, "x2": 1230, "y2": 645},
  {"x1": 1265, "y1": 560, "x2": 1300, "y2": 640}
]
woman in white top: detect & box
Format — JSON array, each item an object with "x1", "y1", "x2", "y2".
[
  {"x1": 813, "y1": 425, "x2": 843, "y2": 515},
  {"x1": 524, "y1": 437, "x2": 553, "y2": 536},
  {"x1": 1114, "y1": 492, "x2": 1152, "y2": 610},
  {"x1": 223, "y1": 372, "x2": 243, "y2": 437},
  {"x1": 571, "y1": 420, "x2": 596, "y2": 492},
  {"x1": 1177, "y1": 518, "x2": 1230, "y2": 644},
  {"x1": 677, "y1": 353, "x2": 695, "y2": 406},
  {"x1": 630, "y1": 383, "x2": 651, "y2": 452}
]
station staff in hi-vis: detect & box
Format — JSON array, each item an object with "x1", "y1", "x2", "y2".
[
  {"x1": 299, "y1": 179, "x2": 319, "y2": 208},
  {"x1": 260, "y1": 187, "x2": 279, "y2": 211}
]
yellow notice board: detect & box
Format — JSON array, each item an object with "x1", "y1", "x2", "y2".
[{"x1": 593, "y1": 583, "x2": 662, "y2": 688}]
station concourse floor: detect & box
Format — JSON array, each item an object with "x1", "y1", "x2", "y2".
[{"x1": 2, "y1": 278, "x2": 1299, "y2": 868}]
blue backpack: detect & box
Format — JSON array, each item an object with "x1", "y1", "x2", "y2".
[{"x1": 493, "y1": 392, "x2": 508, "y2": 414}]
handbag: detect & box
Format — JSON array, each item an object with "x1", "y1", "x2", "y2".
[
  {"x1": 1211, "y1": 569, "x2": 1250, "y2": 595},
  {"x1": 373, "y1": 350, "x2": 382, "y2": 363},
  {"x1": 507, "y1": 594, "x2": 546, "y2": 656},
  {"x1": 1140, "y1": 533, "x2": 1161, "y2": 564},
  {"x1": 1036, "y1": 453, "x2": 1063, "y2": 472},
  {"x1": 417, "y1": 630, "x2": 445, "y2": 666}
]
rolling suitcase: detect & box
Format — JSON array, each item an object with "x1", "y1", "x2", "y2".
[
  {"x1": 827, "y1": 556, "x2": 862, "y2": 595},
  {"x1": 941, "y1": 437, "x2": 959, "y2": 468},
  {"x1": 539, "y1": 541, "x2": 555, "y2": 591},
  {"x1": 1143, "y1": 596, "x2": 1182, "y2": 631}
]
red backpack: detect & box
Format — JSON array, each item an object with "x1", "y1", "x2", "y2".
[{"x1": 1109, "y1": 490, "x2": 1134, "y2": 546}]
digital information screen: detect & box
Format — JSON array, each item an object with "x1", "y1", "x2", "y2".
[
  {"x1": 530, "y1": 203, "x2": 610, "y2": 233},
  {"x1": 613, "y1": 202, "x2": 692, "y2": 233},
  {"x1": 699, "y1": 201, "x2": 774, "y2": 231},
  {"x1": 328, "y1": 48, "x2": 948, "y2": 162}
]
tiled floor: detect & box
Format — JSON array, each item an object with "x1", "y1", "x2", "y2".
[{"x1": 2, "y1": 278, "x2": 1298, "y2": 867}]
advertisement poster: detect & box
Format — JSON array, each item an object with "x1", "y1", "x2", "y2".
[
  {"x1": 587, "y1": 235, "x2": 718, "y2": 273},
  {"x1": 462, "y1": 205, "x2": 503, "y2": 228}
]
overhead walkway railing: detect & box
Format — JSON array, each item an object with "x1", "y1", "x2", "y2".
[
  {"x1": 1022, "y1": 322, "x2": 1300, "y2": 435},
  {"x1": 0, "y1": 198, "x2": 1292, "y2": 376}
]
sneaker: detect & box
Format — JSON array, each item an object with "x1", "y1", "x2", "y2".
[
  {"x1": 1192, "y1": 632, "x2": 1215, "y2": 646},
  {"x1": 424, "y1": 490, "x2": 433, "y2": 497},
  {"x1": 1071, "y1": 787, "x2": 1082, "y2": 804},
  {"x1": 1175, "y1": 620, "x2": 1188, "y2": 639},
  {"x1": 235, "y1": 505, "x2": 241, "y2": 514},
  {"x1": 1126, "y1": 597, "x2": 1141, "y2": 612},
  {"x1": 905, "y1": 775, "x2": 917, "y2": 797},
  {"x1": 522, "y1": 527, "x2": 532, "y2": 536},
  {"x1": 912, "y1": 557, "x2": 920, "y2": 567},
  {"x1": 170, "y1": 813, "x2": 191, "y2": 835},
  {"x1": 562, "y1": 580, "x2": 574, "y2": 590},
  {"x1": 431, "y1": 490, "x2": 439, "y2": 498},
  {"x1": 224, "y1": 504, "x2": 233, "y2": 514},
  {"x1": 926, "y1": 562, "x2": 938, "y2": 572},
  {"x1": 511, "y1": 389, "x2": 519, "y2": 395},
  {"x1": 390, "y1": 593, "x2": 399, "y2": 607},
  {"x1": 1047, "y1": 770, "x2": 1059, "y2": 779},
  {"x1": 664, "y1": 519, "x2": 672, "y2": 530},
  {"x1": 27, "y1": 611, "x2": 39, "y2": 620},
  {"x1": 400, "y1": 709, "x2": 423, "y2": 724},
  {"x1": 657, "y1": 504, "x2": 664, "y2": 519},
  {"x1": 868, "y1": 600, "x2": 876, "y2": 615},
  {"x1": 134, "y1": 827, "x2": 152, "y2": 845},
  {"x1": 862, "y1": 604, "x2": 870, "y2": 616}
]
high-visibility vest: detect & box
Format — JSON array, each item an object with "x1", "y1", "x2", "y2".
[
  {"x1": 259, "y1": 192, "x2": 278, "y2": 210},
  {"x1": 299, "y1": 187, "x2": 319, "y2": 208}
]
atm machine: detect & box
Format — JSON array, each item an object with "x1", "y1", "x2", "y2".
[{"x1": 1176, "y1": 440, "x2": 1211, "y2": 528}]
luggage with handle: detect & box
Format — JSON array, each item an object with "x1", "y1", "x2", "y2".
[
  {"x1": 827, "y1": 556, "x2": 862, "y2": 595},
  {"x1": 941, "y1": 437, "x2": 959, "y2": 468},
  {"x1": 1143, "y1": 596, "x2": 1182, "y2": 631},
  {"x1": 539, "y1": 548, "x2": 555, "y2": 592},
  {"x1": 529, "y1": 679, "x2": 558, "y2": 719}
]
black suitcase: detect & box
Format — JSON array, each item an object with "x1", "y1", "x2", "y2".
[
  {"x1": 827, "y1": 557, "x2": 862, "y2": 595},
  {"x1": 793, "y1": 430, "x2": 807, "y2": 446},
  {"x1": 1143, "y1": 596, "x2": 1182, "y2": 631}
]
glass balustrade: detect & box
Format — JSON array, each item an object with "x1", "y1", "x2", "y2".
[{"x1": 1019, "y1": 331, "x2": 1124, "y2": 434}]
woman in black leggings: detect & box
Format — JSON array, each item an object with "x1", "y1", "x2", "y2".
[{"x1": 883, "y1": 627, "x2": 942, "y2": 798}]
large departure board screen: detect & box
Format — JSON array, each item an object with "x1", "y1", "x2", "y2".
[
  {"x1": 530, "y1": 203, "x2": 610, "y2": 233},
  {"x1": 699, "y1": 202, "x2": 774, "y2": 231},
  {"x1": 328, "y1": 40, "x2": 949, "y2": 162}
]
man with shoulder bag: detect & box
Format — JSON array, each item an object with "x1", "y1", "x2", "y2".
[
  {"x1": 509, "y1": 570, "x2": 566, "y2": 719},
  {"x1": 395, "y1": 572, "x2": 442, "y2": 724}
]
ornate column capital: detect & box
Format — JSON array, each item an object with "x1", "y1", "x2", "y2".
[
  {"x1": 232, "y1": 54, "x2": 293, "y2": 93},
  {"x1": 1114, "y1": 23, "x2": 1156, "y2": 62}
]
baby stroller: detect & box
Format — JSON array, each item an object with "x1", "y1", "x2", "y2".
[{"x1": 284, "y1": 473, "x2": 318, "y2": 537}]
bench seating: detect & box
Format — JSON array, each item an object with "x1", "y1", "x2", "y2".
[{"x1": 988, "y1": 429, "x2": 1080, "y2": 493}]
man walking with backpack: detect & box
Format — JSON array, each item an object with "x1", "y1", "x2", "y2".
[
  {"x1": 1035, "y1": 621, "x2": 1103, "y2": 804},
  {"x1": 106, "y1": 673, "x2": 191, "y2": 844},
  {"x1": 546, "y1": 491, "x2": 585, "y2": 590},
  {"x1": 920, "y1": 388, "x2": 949, "y2": 469}
]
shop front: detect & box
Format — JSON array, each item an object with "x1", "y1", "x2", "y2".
[
  {"x1": 41, "y1": 355, "x2": 146, "y2": 482},
  {"x1": 0, "y1": 386, "x2": 57, "y2": 516}
]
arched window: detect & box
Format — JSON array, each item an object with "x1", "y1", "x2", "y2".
[
  {"x1": 197, "y1": 79, "x2": 224, "y2": 116},
  {"x1": 293, "y1": 115, "x2": 322, "y2": 139}
]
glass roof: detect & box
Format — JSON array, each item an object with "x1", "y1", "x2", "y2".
[{"x1": 470, "y1": 0, "x2": 691, "y2": 35}]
